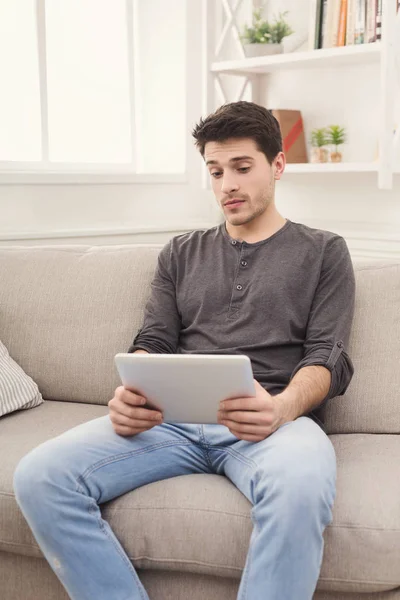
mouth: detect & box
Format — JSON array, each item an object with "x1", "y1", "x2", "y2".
[{"x1": 224, "y1": 199, "x2": 245, "y2": 209}]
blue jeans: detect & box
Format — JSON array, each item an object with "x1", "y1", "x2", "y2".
[{"x1": 13, "y1": 415, "x2": 336, "y2": 600}]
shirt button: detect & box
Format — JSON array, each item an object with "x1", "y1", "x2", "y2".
[
  {"x1": 241, "y1": 260, "x2": 248, "y2": 267},
  {"x1": 231, "y1": 240, "x2": 237, "y2": 245},
  {"x1": 337, "y1": 341, "x2": 344, "y2": 348},
  {"x1": 236, "y1": 284, "x2": 243, "y2": 290}
]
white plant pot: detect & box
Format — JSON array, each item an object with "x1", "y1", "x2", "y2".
[
  {"x1": 243, "y1": 43, "x2": 283, "y2": 58},
  {"x1": 310, "y1": 147, "x2": 329, "y2": 163}
]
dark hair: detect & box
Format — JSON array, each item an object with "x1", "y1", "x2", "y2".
[{"x1": 192, "y1": 101, "x2": 282, "y2": 165}]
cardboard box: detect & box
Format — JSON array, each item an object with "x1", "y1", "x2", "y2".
[{"x1": 271, "y1": 109, "x2": 308, "y2": 163}]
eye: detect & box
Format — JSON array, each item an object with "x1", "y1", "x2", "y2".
[{"x1": 210, "y1": 167, "x2": 250, "y2": 179}]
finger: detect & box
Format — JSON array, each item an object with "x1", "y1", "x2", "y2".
[
  {"x1": 220, "y1": 397, "x2": 260, "y2": 411},
  {"x1": 112, "y1": 400, "x2": 162, "y2": 422},
  {"x1": 110, "y1": 396, "x2": 160, "y2": 420},
  {"x1": 121, "y1": 391, "x2": 147, "y2": 406},
  {"x1": 122, "y1": 392, "x2": 162, "y2": 412},
  {"x1": 123, "y1": 385, "x2": 146, "y2": 395},
  {"x1": 219, "y1": 410, "x2": 270, "y2": 425},
  {"x1": 221, "y1": 420, "x2": 267, "y2": 435},
  {"x1": 110, "y1": 412, "x2": 162, "y2": 429}
]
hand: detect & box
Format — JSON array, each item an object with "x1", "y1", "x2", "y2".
[
  {"x1": 217, "y1": 379, "x2": 288, "y2": 442},
  {"x1": 108, "y1": 386, "x2": 163, "y2": 437}
]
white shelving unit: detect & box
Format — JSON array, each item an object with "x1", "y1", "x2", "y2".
[
  {"x1": 285, "y1": 161, "x2": 379, "y2": 174},
  {"x1": 203, "y1": 0, "x2": 400, "y2": 190},
  {"x1": 211, "y1": 41, "x2": 382, "y2": 75}
]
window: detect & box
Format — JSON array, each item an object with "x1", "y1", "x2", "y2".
[
  {"x1": 0, "y1": 1, "x2": 42, "y2": 161},
  {"x1": 0, "y1": 0, "x2": 187, "y2": 176}
]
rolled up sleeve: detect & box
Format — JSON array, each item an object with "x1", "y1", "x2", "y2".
[
  {"x1": 290, "y1": 236, "x2": 355, "y2": 401},
  {"x1": 127, "y1": 241, "x2": 181, "y2": 354}
]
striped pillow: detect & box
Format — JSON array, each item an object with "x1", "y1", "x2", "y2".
[{"x1": 0, "y1": 340, "x2": 44, "y2": 417}]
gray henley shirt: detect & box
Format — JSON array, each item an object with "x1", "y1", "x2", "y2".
[{"x1": 128, "y1": 219, "x2": 355, "y2": 420}]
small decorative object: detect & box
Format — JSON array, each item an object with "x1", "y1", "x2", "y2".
[
  {"x1": 327, "y1": 125, "x2": 346, "y2": 162},
  {"x1": 310, "y1": 128, "x2": 329, "y2": 163},
  {"x1": 240, "y1": 10, "x2": 294, "y2": 58},
  {"x1": 271, "y1": 110, "x2": 308, "y2": 163}
]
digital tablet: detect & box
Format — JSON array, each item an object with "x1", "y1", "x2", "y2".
[{"x1": 114, "y1": 353, "x2": 256, "y2": 424}]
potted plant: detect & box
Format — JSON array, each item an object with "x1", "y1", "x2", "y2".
[
  {"x1": 310, "y1": 128, "x2": 329, "y2": 163},
  {"x1": 240, "y1": 10, "x2": 294, "y2": 58},
  {"x1": 327, "y1": 125, "x2": 346, "y2": 162}
]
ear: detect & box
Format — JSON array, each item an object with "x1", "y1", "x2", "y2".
[{"x1": 273, "y1": 152, "x2": 286, "y2": 180}]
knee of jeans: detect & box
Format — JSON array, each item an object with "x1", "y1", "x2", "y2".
[
  {"x1": 13, "y1": 444, "x2": 65, "y2": 507},
  {"x1": 256, "y1": 444, "x2": 336, "y2": 510}
]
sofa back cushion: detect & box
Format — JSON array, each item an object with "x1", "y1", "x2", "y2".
[
  {"x1": 0, "y1": 245, "x2": 162, "y2": 406},
  {"x1": 319, "y1": 262, "x2": 400, "y2": 434},
  {"x1": 0, "y1": 245, "x2": 398, "y2": 433}
]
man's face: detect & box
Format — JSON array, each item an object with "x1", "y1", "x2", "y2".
[{"x1": 204, "y1": 138, "x2": 283, "y2": 227}]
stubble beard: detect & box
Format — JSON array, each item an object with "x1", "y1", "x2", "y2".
[{"x1": 226, "y1": 187, "x2": 273, "y2": 226}]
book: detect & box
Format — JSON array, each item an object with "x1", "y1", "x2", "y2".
[
  {"x1": 355, "y1": 0, "x2": 366, "y2": 43},
  {"x1": 375, "y1": 0, "x2": 382, "y2": 40},
  {"x1": 321, "y1": 0, "x2": 330, "y2": 47},
  {"x1": 316, "y1": 0, "x2": 325, "y2": 48},
  {"x1": 346, "y1": 0, "x2": 357, "y2": 44},
  {"x1": 323, "y1": 0, "x2": 342, "y2": 47},
  {"x1": 308, "y1": 0, "x2": 318, "y2": 50},
  {"x1": 366, "y1": 0, "x2": 377, "y2": 43},
  {"x1": 323, "y1": 0, "x2": 333, "y2": 47},
  {"x1": 331, "y1": 0, "x2": 343, "y2": 46},
  {"x1": 309, "y1": 0, "x2": 324, "y2": 49},
  {"x1": 271, "y1": 111, "x2": 308, "y2": 164},
  {"x1": 338, "y1": 0, "x2": 348, "y2": 45}
]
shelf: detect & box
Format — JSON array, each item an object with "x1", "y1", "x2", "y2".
[
  {"x1": 284, "y1": 162, "x2": 379, "y2": 174},
  {"x1": 211, "y1": 43, "x2": 382, "y2": 76},
  {"x1": 205, "y1": 0, "x2": 399, "y2": 189}
]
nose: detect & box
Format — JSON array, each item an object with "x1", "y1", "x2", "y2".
[{"x1": 220, "y1": 173, "x2": 239, "y2": 195}]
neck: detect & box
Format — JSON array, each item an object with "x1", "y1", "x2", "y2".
[{"x1": 225, "y1": 206, "x2": 287, "y2": 244}]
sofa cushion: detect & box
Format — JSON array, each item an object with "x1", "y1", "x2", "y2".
[
  {"x1": 0, "y1": 244, "x2": 162, "y2": 406},
  {"x1": 0, "y1": 340, "x2": 43, "y2": 417},
  {"x1": 0, "y1": 401, "x2": 108, "y2": 557},
  {"x1": 1, "y1": 555, "x2": 400, "y2": 600},
  {"x1": 319, "y1": 262, "x2": 400, "y2": 434},
  {"x1": 1, "y1": 401, "x2": 399, "y2": 594},
  {"x1": 319, "y1": 434, "x2": 400, "y2": 593}
]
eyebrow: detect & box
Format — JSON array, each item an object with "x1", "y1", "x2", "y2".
[{"x1": 205, "y1": 155, "x2": 255, "y2": 166}]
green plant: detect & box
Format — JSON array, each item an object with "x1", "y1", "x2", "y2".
[
  {"x1": 240, "y1": 10, "x2": 293, "y2": 45},
  {"x1": 311, "y1": 128, "x2": 329, "y2": 148},
  {"x1": 327, "y1": 125, "x2": 346, "y2": 152}
]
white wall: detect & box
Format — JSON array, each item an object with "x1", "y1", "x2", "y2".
[
  {"x1": 268, "y1": 59, "x2": 400, "y2": 260},
  {"x1": 276, "y1": 175, "x2": 400, "y2": 259},
  {"x1": 212, "y1": 0, "x2": 400, "y2": 260},
  {"x1": 0, "y1": 180, "x2": 216, "y2": 245},
  {"x1": 1, "y1": 0, "x2": 399, "y2": 260}
]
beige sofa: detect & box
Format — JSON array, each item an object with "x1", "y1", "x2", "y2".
[{"x1": 0, "y1": 243, "x2": 399, "y2": 600}]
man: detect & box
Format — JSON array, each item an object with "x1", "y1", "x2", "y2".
[{"x1": 13, "y1": 101, "x2": 355, "y2": 600}]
